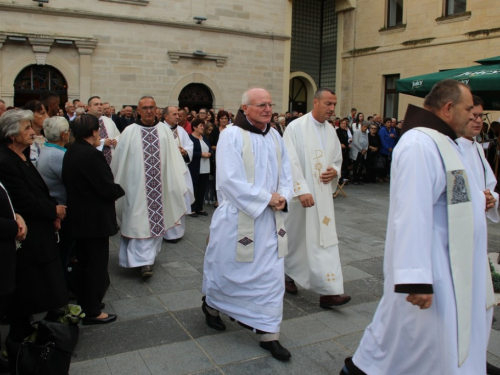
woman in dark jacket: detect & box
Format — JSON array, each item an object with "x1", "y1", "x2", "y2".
[
  {"x1": 367, "y1": 124, "x2": 383, "y2": 183},
  {"x1": 188, "y1": 118, "x2": 211, "y2": 216},
  {"x1": 336, "y1": 118, "x2": 351, "y2": 183},
  {"x1": 0, "y1": 109, "x2": 68, "y2": 342},
  {"x1": 62, "y1": 114, "x2": 125, "y2": 325}
]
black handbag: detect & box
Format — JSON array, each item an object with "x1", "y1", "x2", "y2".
[
  {"x1": 16, "y1": 341, "x2": 71, "y2": 375},
  {"x1": 7, "y1": 319, "x2": 79, "y2": 375}
]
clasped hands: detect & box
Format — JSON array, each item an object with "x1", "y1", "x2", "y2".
[
  {"x1": 269, "y1": 192, "x2": 286, "y2": 211},
  {"x1": 103, "y1": 138, "x2": 117, "y2": 147}
]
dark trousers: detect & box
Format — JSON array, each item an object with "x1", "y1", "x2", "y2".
[
  {"x1": 74, "y1": 237, "x2": 109, "y2": 318},
  {"x1": 380, "y1": 153, "x2": 390, "y2": 178},
  {"x1": 192, "y1": 173, "x2": 209, "y2": 213},
  {"x1": 352, "y1": 154, "x2": 366, "y2": 183}
]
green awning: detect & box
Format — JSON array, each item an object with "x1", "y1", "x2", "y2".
[{"x1": 396, "y1": 56, "x2": 500, "y2": 110}]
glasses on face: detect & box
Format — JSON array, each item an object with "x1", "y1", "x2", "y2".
[
  {"x1": 248, "y1": 103, "x2": 276, "y2": 109},
  {"x1": 140, "y1": 106, "x2": 156, "y2": 112},
  {"x1": 199, "y1": 111, "x2": 207, "y2": 115},
  {"x1": 472, "y1": 113, "x2": 487, "y2": 121}
]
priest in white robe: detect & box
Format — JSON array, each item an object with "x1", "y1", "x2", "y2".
[
  {"x1": 202, "y1": 89, "x2": 294, "y2": 361},
  {"x1": 160, "y1": 106, "x2": 195, "y2": 243},
  {"x1": 282, "y1": 87, "x2": 351, "y2": 308},
  {"x1": 111, "y1": 97, "x2": 188, "y2": 279},
  {"x1": 342, "y1": 80, "x2": 495, "y2": 375},
  {"x1": 86, "y1": 96, "x2": 120, "y2": 164}
]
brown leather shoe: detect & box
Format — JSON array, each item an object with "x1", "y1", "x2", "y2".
[
  {"x1": 319, "y1": 294, "x2": 351, "y2": 308},
  {"x1": 285, "y1": 280, "x2": 298, "y2": 294}
]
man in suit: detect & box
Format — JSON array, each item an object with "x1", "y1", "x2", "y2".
[{"x1": 62, "y1": 114, "x2": 125, "y2": 325}]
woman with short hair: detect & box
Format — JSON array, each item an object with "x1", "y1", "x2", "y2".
[
  {"x1": 188, "y1": 118, "x2": 211, "y2": 216},
  {"x1": 22, "y1": 100, "x2": 48, "y2": 166},
  {"x1": 62, "y1": 114, "x2": 125, "y2": 325},
  {"x1": 0, "y1": 109, "x2": 68, "y2": 344}
]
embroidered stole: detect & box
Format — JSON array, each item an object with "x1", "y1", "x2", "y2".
[
  {"x1": 300, "y1": 117, "x2": 338, "y2": 248},
  {"x1": 141, "y1": 127, "x2": 166, "y2": 237},
  {"x1": 99, "y1": 118, "x2": 112, "y2": 164},
  {"x1": 416, "y1": 127, "x2": 475, "y2": 367},
  {"x1": 235, "y1": 128, "x2": 288, "y2": 262}
]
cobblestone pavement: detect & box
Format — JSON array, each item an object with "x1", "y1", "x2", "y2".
[{"x1": 24, "y1": 183, "x2": 500, "y2": 374}]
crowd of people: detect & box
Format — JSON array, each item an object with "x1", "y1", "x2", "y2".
[{"x1": 0, "y1": 80, "x2": 499, "y2": 374}]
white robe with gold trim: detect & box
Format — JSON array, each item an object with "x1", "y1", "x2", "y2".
[{"x1": 283, "y1": 113, "x2": 344, "y2": 295}]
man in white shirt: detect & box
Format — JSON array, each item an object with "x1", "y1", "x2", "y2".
[{"x1": 87, "y1": 96, "x2": 120, "y2": 164}]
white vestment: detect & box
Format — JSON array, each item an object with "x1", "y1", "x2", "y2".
[
  {"x1": 283, "y1": 112, "x2": 344, "y2": 295},
  {"x1": 161, "y1": 122, "x2": 195, "y2": 240},
  {"x1": 457, "y1": 137, "x2": 499, "y2": 223},
  {"x1": 202, "y1": 125, "x2": 293, "y2": 333},
  {"x1": 111, "y1": 123, "x2": 188, "y2": 267},
  {"x1": 97, "y1": 116, "x2": 121, "y2": 158},
  {"x1": 353, "y1": 129, "x2": 493, "y2": 374}
]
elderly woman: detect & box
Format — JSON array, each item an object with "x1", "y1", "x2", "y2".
[
  {"x1": 37, "y1": 116, "x2": 72, "y2": 285},
  {"x1": 336, "y1": 118, "x2": 352, "y2": 184},
  {"x1": 350, "y1": 121, "x2": 369, "y2": 185},
  {"x1": 0, "y1": 109, "x2": 67, "y2": 345},
  {"x1": 62, "y1": 114, "x2": 124, "y2": 325},
  {"x1": 188, "y1": 118, "x2": 211, "y2": 216},
  {"x1": 22, "y1": 100, "x2": 48, "y2": 166}
]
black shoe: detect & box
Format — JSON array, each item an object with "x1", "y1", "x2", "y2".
[
  {"x1": 197, "y1": 211, "x2": 209, "y2": 216},
  {"x1": 259, "y1": 340, "x2": 291, "y2": 361},
  {"x1": 163, "y1": 238, "x2": 179, "y2": 243},
  {"x1": 487, "y1": 361, "x2": 500, "y2": 375},
  {"x1": 188, "y1": 212, "x2": 199, "y2": 217},
  {"x1": 201, "y1": 296, "x2": 226, "y2": 331},
  {"x1": 82, "y1": 314, "x2": 117, "y2": 326}
]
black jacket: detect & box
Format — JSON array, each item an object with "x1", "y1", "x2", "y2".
[{"x1": 62, "y1": 139, "x2": 125, "y2": 238}]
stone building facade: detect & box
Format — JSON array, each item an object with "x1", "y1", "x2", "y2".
[
  {"x1": 0, "y1": 0, "x2": 292, "y2": 113},
  {"x1": 336, "y1": 0, "x2": 500, "y2": 119}
]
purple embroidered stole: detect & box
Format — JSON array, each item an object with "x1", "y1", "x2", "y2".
[
  {"x1": 99, "y1": 118, "x2": 112, "y2": 164},
  {"x1": 141, "y1": 126, "x2": 166, "y2": 236}
]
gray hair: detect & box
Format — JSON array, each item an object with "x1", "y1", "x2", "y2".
[
  {"x1": 75, "y1": 107, "x2": 86, "y2": 115},
  {"x1": 241, "y1": 88, "x2": 268, "y2": 106},
  {"x1": 0, "y1": 109, "x2": 33, "y2": 144},
  {"x1": 278, "y1": 116, "x2": 286, "y2": 123},
  {"x1": 424, "y1": 79, "x2": 469, "y2": 112},
  {"x1": 43, "y1": 116, "x2": 69, "y2": 142}
]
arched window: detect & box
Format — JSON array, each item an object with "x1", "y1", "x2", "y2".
[
  {"x1": 178, "y1": 83, "x2": 213, "y2": 112},
  {"x1": 289, "y1": 77, "x2": 308, "y2": 114},
  {"x1": 14, "y1": 65, "x2": 68, "y2": 107}
]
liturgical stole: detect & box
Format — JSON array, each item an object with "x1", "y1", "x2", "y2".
[
  {"x1": 235, "y1": 127, "x2": 288, "y2": 262},
  {"x1": 416, "y1": 127, "x2": 478, "y2": 367}
]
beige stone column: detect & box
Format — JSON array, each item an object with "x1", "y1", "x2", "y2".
[
  {"x1": 282, "y1": 0, "x2": 293, "y2": 113},
  {"x1": 75, "y1": 40, "x2": 97, "y2": 102}
]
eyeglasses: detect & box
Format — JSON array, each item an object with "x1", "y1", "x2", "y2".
[
  {"x1": 140, "y1": 106, "x2": 156, "y2": 112},
  {"x1": 199, "y1": 111, "x2": 207, "y2": 114},
  {"x1": 248, "y1": 103, "x2": 276, "y2": 109},
  {"x1": 472, "y1": 113, "x2": 487, "y2": 120}
]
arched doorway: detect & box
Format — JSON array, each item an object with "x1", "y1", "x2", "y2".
[
  {"x1": 289, "y1": 77, "x2": 308, "y2": 114},
  {"x1": 14, "y1": 65, "x2": 68, "y2": 108},
  {"x1": 178, "y1": 83, "x2": 213, "y2": 112}
]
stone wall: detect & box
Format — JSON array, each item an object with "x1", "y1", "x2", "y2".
[
  {"x1": 338, "y1": 0, "x2": 500, "y2": 119},
  {"x1": 0, "y1": 0, "x2": 290, "y2": 113}
]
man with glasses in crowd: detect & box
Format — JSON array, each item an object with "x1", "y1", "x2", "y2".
[{"x1": 111, "y1": 96, "x2": 188, "y2": 279}]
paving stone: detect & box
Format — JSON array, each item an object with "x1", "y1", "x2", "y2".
[
  {"x1": 196, "y1": 330, "x2": 267, "y2": 365},
  {"x1": 490, "y1": 328, "x2": 500, "y2": 358},
  {"x1": 280, "y1": 315, "x2": 340, "y2": 346},
  {"x1": 70, "y1": 358, "x2": 111, "y2": 374},
  {"x1": 349, "y1": 257, "x2": 385, "y2": 278},
  {"x1": 106, "y1": 351, "x2": 151, "y2": 374},
  {"x1": 349, "y1": 301, "x2": 379, "y2": 321},
  {"x1": 341, "y1": 265, "x2": 373, "y2": 282},
  {"x1": 161, "y1": 261, "x2": 202, "y2": 278},
  {"x1": 110, "y1": 295, "x2": 167, "y2": 321},
  {"x1": 74, "y1": 313, "x2": 189, "y2": 362},
  {"x1": 313, "y1": 307, "x2": 371, "y2": 336},
  {"x1": 334, "y1": 331, "x2": 365, "y2": 353},
  {"x1": 140, "y1": 340, "x2": 213, "y2": 375},
  {"x1": 158, "y1": 289, "x2": 204, "y2": 311},
  {"x1": 346, "y1": 276, "x2": 385, "y2": 298}
]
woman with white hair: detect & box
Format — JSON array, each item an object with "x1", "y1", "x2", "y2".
[
  {"x1": 0, "y1": 109, "x2": 67, "y2": 349},
  {"x1": 37, "y1": 116, "x2": 70, "y2": 205}
]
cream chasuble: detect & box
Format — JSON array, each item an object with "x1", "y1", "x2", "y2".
[{"x1": 283, "y1": 113, "x2": 344, "y2": 295}]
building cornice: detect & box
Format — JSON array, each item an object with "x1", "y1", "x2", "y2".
[
  {"x1": 0, "y1": 3, "x2": 290, "y2": 41},
  {"x1": 341, "y1": 32, "x2": 500, "y2": 59}
]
